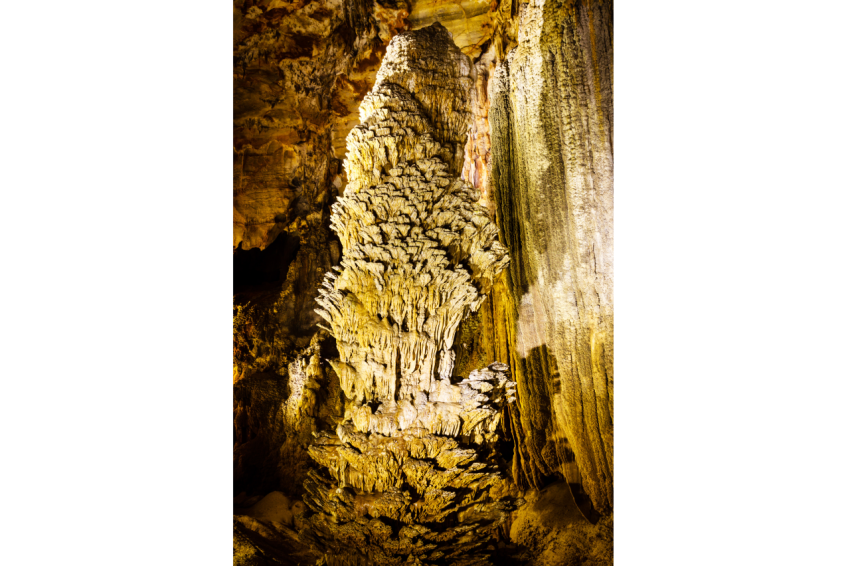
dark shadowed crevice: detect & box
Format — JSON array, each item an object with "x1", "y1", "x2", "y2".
[
  {"x1": 233, "y1": 231, "x2": 301, "y2": 298},
  {"x1": 569, "y1": 481, "x2": 602, "y2": 525}
]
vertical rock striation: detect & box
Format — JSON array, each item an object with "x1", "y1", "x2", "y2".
[
  {"x1": 233, "y1": 1, "x2": 616, "y2": 562},
  {"x1": 488, "y1": 0, "x2": 613, "y2": 513},
  {"x1": 298, "y1": 23, "x2": 519, "y2": 565}
]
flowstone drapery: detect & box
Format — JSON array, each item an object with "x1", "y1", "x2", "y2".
[{"x1": 298, "y1": 23, "x2": 518, "y2": 566}]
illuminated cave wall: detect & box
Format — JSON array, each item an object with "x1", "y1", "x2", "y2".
[
  {"x1": 233, "y1": 0, "x2": 613, "y2": 564},
  {"x1": 490, "y1": 0, "x2": 613, "y2": 514}
]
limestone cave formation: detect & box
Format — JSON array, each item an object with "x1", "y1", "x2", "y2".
[{"x1": 234, "y1": 1, "x2": 613, "y2": 564}]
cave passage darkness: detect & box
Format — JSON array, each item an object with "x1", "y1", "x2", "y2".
[{"x1": 233, "y1": 231, "x2": 300, "y2": 297}]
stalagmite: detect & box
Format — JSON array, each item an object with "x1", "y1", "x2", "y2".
[{"x1": 299, "y1": 23, "x2": 517, "y2": 566}]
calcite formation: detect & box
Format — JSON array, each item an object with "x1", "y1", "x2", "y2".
[
  {"x1": 298, "y1": 23, "x2": 517, "y2": 565},
  {"x1": 488, "y1": 0, "x2": 614, "y2": 513},
  {"x1": 233, "y1": 1, "x2": 616, "y2": 563}
]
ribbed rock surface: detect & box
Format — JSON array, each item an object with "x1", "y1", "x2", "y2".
[
  {"x1": 233, "y1": 1, "x2": 615, "y2": 563},
  {"x1": 488, "y1": 0, "x2": 613, "y2": 513},
  {"x1": 298, "y1": 24, "x2": 518, "y2": 566}
]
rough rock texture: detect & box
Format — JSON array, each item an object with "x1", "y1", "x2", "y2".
[
  {"x1": 234, "y1": 331, "x2": 344, "y2": 498},
  {"x1": 408, "y1": 0, "x2": 494, "y2": 59},
  {"x1": 488, "y1": 0, "x2": 614, "y2": 513},
  {"x1": 234, "y1": 0, "x2": 615, "y2": 563},
  {"x1": 295, "y1": 24, "x2": 519, "y2": 566},
  {"x1": 232, "y1": 0, "x2": 390, "y2": 499},
  {"x1": 509, "y1": 482, "x2": 613, "y2": 566},
  {"x1": 232, "y1": 1, "x2": 418, "y2": 495},
  {"x1": 234, "y1": 490, "x2": 321, "y2": 566},
  {"x1": 316, "y1": 24, "x2": 508, "y2": 408},
  {"x1": 233, "y1": 0, "x2": 410, "y2": 251}
]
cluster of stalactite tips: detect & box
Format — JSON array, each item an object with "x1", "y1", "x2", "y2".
[{"x1": 269, "y1": 24, "x2": 520, "y2": 565}]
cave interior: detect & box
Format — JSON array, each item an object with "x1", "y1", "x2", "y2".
[{"x1": 233, "y1": 1, "x2": 613, "y2": 564}]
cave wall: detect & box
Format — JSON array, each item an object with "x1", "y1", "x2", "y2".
[
  {"x1": 233, "y1": 0, "x2": 614, "y2": 532},
  {"x1": 489, "y1": 0, "x2": 614, "y2": 513}
]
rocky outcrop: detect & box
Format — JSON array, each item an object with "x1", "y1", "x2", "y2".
[
  {"x1": 234, "y1": 491, "x2": 319, "y2": 566},
  {"x1": 488, "y1": 0, "x2": 613, "y2": 512},
  {"x1": 233, "y1": 0, "x2": 615, "y2": 562},
  {"x1": 292, "y1": 24, "x2": 519, "y2": 565},
  {"x1": 509, "y1": 482, "x2": 613, "y2": 566},
  {"x1": 408, "y1": 0, "x2": 494, "y2": 59},
  {"x1": 233, "y1": 0, "x2": 409, "y2": 252},
  {"x1": 233, "y1": 224, "x2": 337, "y2": 381},
  {"x1": 234, "y1": 332, "x2": 343, "y2": 498},
  {"x1": 233, "y1": 2, "x2": 395, "y2": 495}
]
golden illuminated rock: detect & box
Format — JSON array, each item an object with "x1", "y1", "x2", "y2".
[
  {"x1": 298, "y1": 23, "x2": 517, "y2": 565},
  {"x1": 488, "y1": 0, "x2": 613, "y2": 513},
  {"x1": 315, "y1": 23, "x2": 510, "y2": 422},
  {"x1": 408, "y1": 0, "x2": 495, "y2": 59},
  {"x1": 233, "y1": 1, "x2": 616, "y2": 563},
  {"x1": 233, "y1": 0, "x2": 410, "y2": 251}
]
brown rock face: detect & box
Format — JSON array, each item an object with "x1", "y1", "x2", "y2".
[
  {"x1": 232, "y1": 3, "x2": 426, "y2": 533},
  {"x1": 233, "y1": 0, "x2": 410, "y2": 252},
  {"x1": 509, "y1": 481, "x2": 613, "y2": 566},
  {"x1": 233, "y1": 0, "x2": 615, "y2": 563},
  {"x1": 488, "y1": 0, "x2": 613, "y2": 513},
  {"x1": 408, "y1": 0, "x2": 494, "y2": 59}
]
